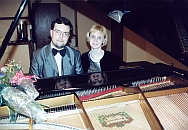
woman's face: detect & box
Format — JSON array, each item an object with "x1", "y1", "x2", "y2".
[
  {"x1": 89, "y1": 31, "x2": 105, "y2": 49},
  {"x1": 89, "y1": 73, "x2": 105, "y2": 86}
]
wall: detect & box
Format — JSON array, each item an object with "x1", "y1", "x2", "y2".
[
  {"x1": 0, "y1": 0, "x2": 112, "y2": 73},
  {"x1": 1, "y1": 44, "x2": 30, "y2": 73},
  {"x1": 0, "y1": 0, "x2": 187, "y2": 73},
  {"x1": 76, "y1": 1, "x2": 111, "y2": 54},
  {"x1": 76, "y1": 2, "x2": 188, "y2": 71},
  {"x1": 0, "y1": 0, "x2": 77, "y2": 73},
  {"x1": 0, "y1": 1, "x2": 30, "y2": 73},
  {"x1": 0, "y1": 1, "x2": 29, "y2": 41}
]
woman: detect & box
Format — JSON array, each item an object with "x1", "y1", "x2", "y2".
[{"x1": 81, "y1": 25, "x2": 120, "y2": 73}]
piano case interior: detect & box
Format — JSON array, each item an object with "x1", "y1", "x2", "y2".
[
  {"x1": 1, "y1": 62, "x2": 188, "y2": 129},
  {"x1": 0, "y1": 86, "x2": 188, "y2": 129}
]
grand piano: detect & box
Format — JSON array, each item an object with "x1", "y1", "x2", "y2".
[{"x1": 1, "y1": 0, "x2": 188, "y2": 130}]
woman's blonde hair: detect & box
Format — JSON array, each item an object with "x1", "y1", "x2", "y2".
[{"x1": 86, "y1": 25, "x2": 108, "y2": 47}]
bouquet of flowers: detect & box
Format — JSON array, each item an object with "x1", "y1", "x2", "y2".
[{"x1": 0, "y1": 60, "x2": 47, "y2": 123}]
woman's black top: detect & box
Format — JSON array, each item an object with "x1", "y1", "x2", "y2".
[{"x1": 81, "y1": 51, "x2": 120, "y2": 73}]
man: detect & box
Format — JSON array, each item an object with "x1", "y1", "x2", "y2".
[
  {"x1": 29, "y1": 17, "x2": 83, "y2": 78},
  {"x1": 55, "y1": 78, "x2": 72, "y2": 90}
]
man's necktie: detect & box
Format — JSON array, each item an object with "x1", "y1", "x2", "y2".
[{"x1": 52, "y1": 48, "x2": 66, "y2": 57}]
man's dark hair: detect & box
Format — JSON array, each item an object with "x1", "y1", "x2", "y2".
[{"x1": 51, "y1": 17, "x2": 73, "y2": 36}]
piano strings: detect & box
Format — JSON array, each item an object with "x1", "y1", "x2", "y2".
[
  {"x1": 131, "y1": 76, "x2": 187, "y2": 92},
  {"x1": 38, "y1": 84, "x2": 128, "y2": 101},
  {"x1": 0, "y1": 103, "x2": 87, "y2": 129},
  {"x1": 84, "y1": 100, "x2": 151, "y2": 130},
  {"x1": 139, "y1": 80, "x2": 175, "y2": 92},
  {"x1": 147, "y1": 92, "x2": 188, "y2": 130},
  {"x1": 131, "y1": 76, "x2": 167, "y2": 87}
]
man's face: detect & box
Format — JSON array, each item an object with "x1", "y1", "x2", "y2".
[
  {"x1": 55, "y1": 79, "x2": 66, "y2": 89},
  {"x1": 50, "y1": 23, "x2": 70, "y2": 49},
  {"x1": 55, "y1": 78, "x2": 72, "y2": 89}
]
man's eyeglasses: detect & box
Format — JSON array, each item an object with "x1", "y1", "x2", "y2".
[{"x1": 53, "y1": 29, "x2": 70, "y2": 37}]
